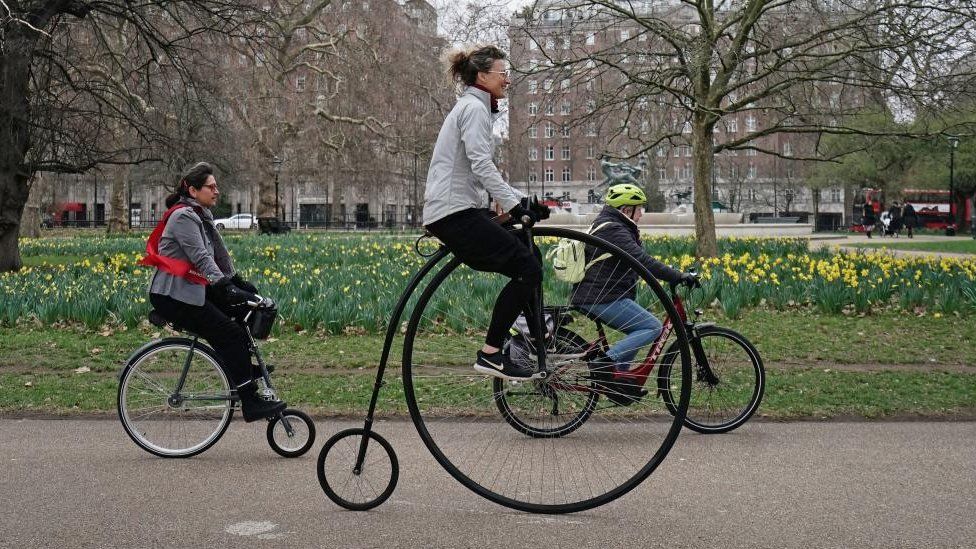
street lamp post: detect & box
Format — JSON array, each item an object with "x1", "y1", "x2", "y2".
[
  {"x1": 947, "y1": 136, "x2": 959, "y2": 236},
  {"x1": 272, "y1": 155, "x2": 283, "y2": 220}
]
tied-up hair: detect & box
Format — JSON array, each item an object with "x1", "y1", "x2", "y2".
[
  {"x1": 444, "y1": 45, "x2": 506, "y2": 86},
  {"x1": 165, "y1": 162, "x2": 214, "y2": 208}
]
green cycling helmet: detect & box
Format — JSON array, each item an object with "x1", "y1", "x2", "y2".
[{"x1": 605, "y1": 183, "x2": 647, "y2": 208}]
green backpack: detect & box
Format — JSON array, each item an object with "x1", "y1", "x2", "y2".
[{"x1": 546, "y1": 222, "x2": 612, "y2": 283}]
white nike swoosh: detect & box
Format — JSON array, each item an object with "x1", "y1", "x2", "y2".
[{"x1": 481, "y1": 358, "x2": 504, "y2": 370}]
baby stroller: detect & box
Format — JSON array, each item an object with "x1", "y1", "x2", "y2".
[{"x1": 880, "y1": 212, "x2": 903, "y2": 237}]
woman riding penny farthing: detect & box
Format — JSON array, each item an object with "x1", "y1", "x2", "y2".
[{"x1": 315, "y1": 46, "x2": 693, "y2": 514}]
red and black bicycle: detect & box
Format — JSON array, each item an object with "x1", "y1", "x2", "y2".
[{"x1": 496, "y1": 273, "x2": 765, "y2": 436}]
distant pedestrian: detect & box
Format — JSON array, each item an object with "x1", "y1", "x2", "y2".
[
  {"x1": 902, "y1": 202, "x2": 918, "y2": 238},
  {"x1": 862, "y1": 201, "x2": 876, "y2": 238},
  {"x1": 886, "y1": 202, "x2": 903, "y2": 237}
]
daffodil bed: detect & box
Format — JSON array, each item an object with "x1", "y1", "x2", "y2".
[{"x1": 5, "y1": 234, "x2": 975, "y2": 333}]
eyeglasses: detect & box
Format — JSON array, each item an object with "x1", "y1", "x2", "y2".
[
  {"x1": 487, "y1": 70, "x2": 510, "y2": 78},
  {"x1": 202, "y1": 183, "x2": 219, "y2": 192}
]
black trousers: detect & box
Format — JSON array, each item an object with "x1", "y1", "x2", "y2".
[
  {"x1": 426, "y1": 208, "x2": 543, "y2": 348},
  {"x1": 149, "y1": 293, "x2": 252, "y2": 386}
]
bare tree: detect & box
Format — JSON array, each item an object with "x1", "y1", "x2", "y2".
[
  {"x1": 513, "y1": 0, "x2": 976, "y2": 256},
  {"x1": 0, "y1": 0, "x2": 257, "y2": 271}
]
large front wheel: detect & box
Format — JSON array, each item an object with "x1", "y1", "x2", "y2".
[
  {"x1": 118, "y1": 338, "x2": 234, "y2": 458},
  {"x1": 659, "y1": 326, "x2": 765, "y2": 434},
  {"x1": 402, "y1": 227, "x2": 691, "y2": 513}
]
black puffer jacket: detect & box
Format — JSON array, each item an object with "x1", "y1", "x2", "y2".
[{"x1": 571, "y1": 206, "x2": 682, "y2": 305}]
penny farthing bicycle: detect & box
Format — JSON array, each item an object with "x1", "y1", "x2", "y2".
[{"x1": 316, "y1": 213, "x2": 692, "y2": 514}]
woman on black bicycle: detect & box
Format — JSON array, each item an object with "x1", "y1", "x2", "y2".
[
  {"x1": 572, "y1": 183, "x2": 698, "y2": 400},
  {"x1": 423, "y1": 45, "x2": 548, "y2": 380},
  {"x1": 142, "y1": 162, "x2": 285, "y2": 422}
]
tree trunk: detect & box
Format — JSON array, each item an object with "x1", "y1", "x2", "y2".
[
  {"x1": 691, "y1": 117, "x2": 718, "y2": 257},
  {"x1": 107, "y1": 166, "x2": 130, "y2": 234},
  {"x1": 0, "y1": 29, "x2": 36, "y2": 272},
  {"x1": 20, "y1": 173, "x2": 43, "y2": 238},
  {"x1": 258, "y1": 167, "x2": 276, "y2": 218}
]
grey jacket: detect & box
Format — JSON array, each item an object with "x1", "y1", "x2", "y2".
[
  {"x1": 423, "y1": 86, "x2": 525, "y2": 225},
  {"x1": 571, "y1": 206, "x2": 682, "y2": 305},
  {"x1": 149, "y1": 198, "x2": 236, "y2": 306}
]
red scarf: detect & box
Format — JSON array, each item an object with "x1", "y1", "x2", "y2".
[
  {"x1": 473, "y1": 84, "x2": 499, "y2": 113},
  {"x1": 139, "y1": 203, "x2": 210, "y2": 285}
]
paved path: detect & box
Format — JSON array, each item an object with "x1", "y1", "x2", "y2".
[
  {"x1": 809, "y1": 233, "x2": 975, "y2": 259},
  {"x1": 2, "y1": 418, "x2": 974, "y2": 548}
]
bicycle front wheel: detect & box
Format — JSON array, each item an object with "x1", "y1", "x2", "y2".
[
  {"x1": 118, "y1": 338, "x2": 234, "y2": 458},
  {"x1": 402, "y1": 227, "x2": 691, "y2": 513},
  {"x1": 659, "y1": 326, "x2": 765, "y2": 434}
]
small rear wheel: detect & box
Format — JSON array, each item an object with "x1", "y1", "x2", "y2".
[
  {"x1": 267, "y1": 409, "x2": 316, "y2": 457},
  {"x1": 317, "y1": 428, "x2": 399, "y2": 511}
]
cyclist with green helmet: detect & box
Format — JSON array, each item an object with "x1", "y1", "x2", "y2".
[{"x1": 571, "y1": 183, "x2": 698, "y2": 403}]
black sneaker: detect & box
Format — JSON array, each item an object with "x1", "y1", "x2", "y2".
[
  {"x1": 237, "y1": 382, "x2": 286, "y2": 422},
  {"x1": 473, "y1": 350, "x2": 536, "y2": 380},
  {"x1": 588, "y1": 354, "x2": 646, "y2": 406}
]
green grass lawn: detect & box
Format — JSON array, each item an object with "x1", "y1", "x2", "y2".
[
  {"x1": 848, "y1": 238, "x2": 976, "y2": 254},
  {"x1": 0, "y1": 309, "x2": 973, "y2": 418}
]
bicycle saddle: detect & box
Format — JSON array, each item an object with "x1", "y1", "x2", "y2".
[{"x1": 148, "y1": 309, "x2": 198, "y2": 336}]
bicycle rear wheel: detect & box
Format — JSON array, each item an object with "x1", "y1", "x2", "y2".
[
  {"x1": 493, "y1": 327, "x2": 598, "y2": 438},
  {"x1": 118, "y1": 338, "x2": 233, "y2": 458},
  {"x1": 402, "y1": 227, "x2": 691, "y2": 513},
  {"x1": 658, "y1": 326, "x2": 764, "y2": 434}
]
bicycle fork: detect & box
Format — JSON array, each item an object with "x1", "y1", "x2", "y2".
[{"x1": 688, "y1": 326, "x2": 720, "y2": 386}]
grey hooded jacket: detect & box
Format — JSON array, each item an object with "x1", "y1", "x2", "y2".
[
  {"x1": 148, "y1": 198, "x2": 236, "y2": 306},
  {"x1": 422, "y1": 86, "x2": 525, "y2": 225}
]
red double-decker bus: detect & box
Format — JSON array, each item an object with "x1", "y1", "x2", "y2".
[{"x1": 853, "y1": 188, "x2": 971, "y2": 233}]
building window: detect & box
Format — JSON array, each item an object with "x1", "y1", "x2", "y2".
[
  {"x1": 830, "y1": 187, "x2": 841, "y2": 203},
  {"x1": 545, "y1": 167, "x2": 554, "y2": 182},
  {"x1": 528, "y1": 147, "x2": 538, "y2": 161},
  {"x1": 727, "y1": 148, "x2": 738, "y2": 156},
  {"x1": 783, "y1": 142, "x2": 793, "y2": 156},
  {"x1": 746, "y1": 115, "x2": 756, "y2": 132},
  {"x1": 657, "y1": 146, "x2": 666, "y2": 157},
  {"x1": 586, "y1": 32, "x2": 596, "y2": 45},
  {"x1": 674, "y1": 147, "x2": 680, "y2": 157},
  {"x1": 727, "y1": 118, "x2": 738, "y2": 133},
  {"x1": 528, "y1": 102, "x2": 538, "y2": 115},
  {"x1": 529, "y1": 171, "x2": 538, "y2": 182},
  {"x1": 684, "y1": 145, "x2": 692, "y2": 157},
  {"x1": 562, "y1": 167, "x2": 572, "y2": 182},
  {"x1": 681, "y1": 164, "x2": 692, "y2": 180},
  {"x1": 528, "y1": 126, "x2": 537, "y2": 139},
  {"x1": 748, "y1": 163, "x2": 757, "y2": 178},
  {"x1": 296, "y1": 75, "x2": 306, "y2": 91},
  {"x1": 544, "y1": 79, "x2": 553, "y2": 91},
  {"x1": 561, "y1": 145, "x2": 571, "y2": 160},
  {"x1": 561, "y1": 124, "x2": 570, "y2": 138},
  {"x1": 561, "y1": 78, "x2": 571, "y2": 90},
  {"x1": 621, "y1": 30, "x2": 629, "y2": 41},
  {"x1": 748, "y1": 188, "x2": 758, "y2": 201},
  {"x1": 587, "y1": 165, "x2": 596, "y2": 181},
  {"x1": 545, "y1": 144, "x2": 554, "y2": 160},
  {"x1": 657, "y1": 166, "x2": 666, "y2": 180},
  {"x1": 545, "y1": 103, "x2": 554, "y2": 116},
  {"x1": 561, "y1": 102, "x2": 571, "y2": 115},
  {"x1": 586, "y1": 144, "x2": 595, "y2": 158},
  {"x1": 586, "y1": 100, "x2": 596, "y2": 113},
  {"x1": 545, "y1": 122, "x2": 555, "y2": 138},
  {"x1": 746, "y1": 148, "x2": 757, "y2": 156},
  {"x1": 528, "y1": 80, "x2": 537, "y2": 94},
  {"x1": 585, "y1": 124, "x2": 597, "y2": 137}
]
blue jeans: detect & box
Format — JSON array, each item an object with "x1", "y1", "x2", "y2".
[{"x1": 578, "y1": 299, "x2": 662, "y2": 369}]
